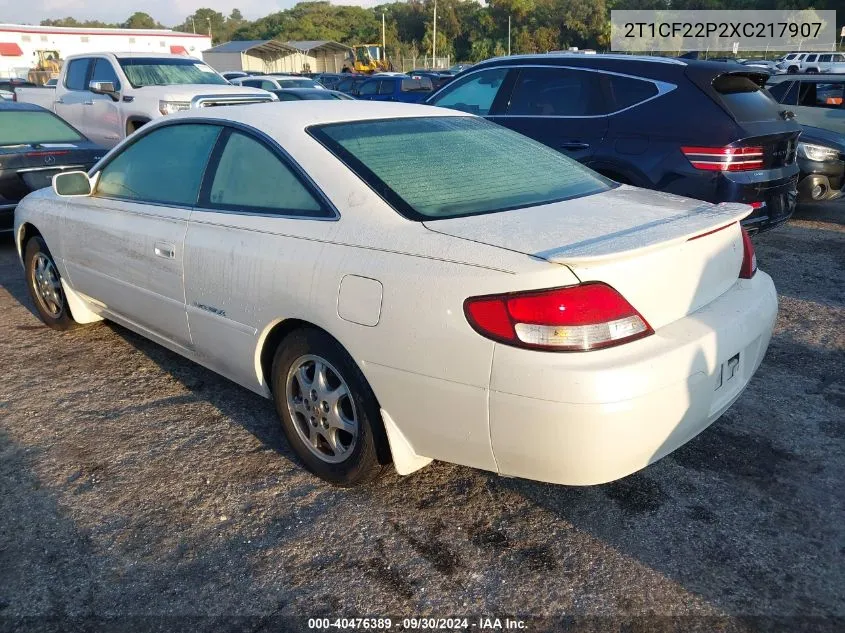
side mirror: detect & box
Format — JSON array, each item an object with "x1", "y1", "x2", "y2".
[
  {"x1": 89, "y1": 80, "x2": 118, "y2": 100},
  {"x1": 53, "y1": 171, "x2": 92, "y2": 197}
]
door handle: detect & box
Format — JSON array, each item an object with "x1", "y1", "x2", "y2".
[
  {"x1": 55, "y1": 98, "x2": 64, "y2": 104},
  {"x1": 560, "y1": 142, "x2": 590, "y2": 150},
  {"x1": 154, "y1": 242, "x2": 175, "y2": 259},
  {"x1": 83, "y1": 100, "x2": 94, "y2": 105}
]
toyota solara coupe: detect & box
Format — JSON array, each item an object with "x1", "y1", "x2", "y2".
[{"x1": 14, "y1": 102, "x2": 777, "y2": 487}]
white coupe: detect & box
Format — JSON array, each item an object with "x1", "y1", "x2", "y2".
[{"x1": 14, "y1": 102, "x2": 777, "y2": 487}]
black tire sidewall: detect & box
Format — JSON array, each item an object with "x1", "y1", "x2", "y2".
[
  {"x1": 271, "y1": 328, "x2": 386, "y2": 486},
  {"x1": 24, "y1": 237, "x2": 77, "y2": 330}
]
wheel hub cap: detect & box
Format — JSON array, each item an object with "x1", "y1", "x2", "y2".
[{"x1": 31, "y1": 253, "x2": 63, "y2": 318}]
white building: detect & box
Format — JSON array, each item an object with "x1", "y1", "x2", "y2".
[
  {"x1": 0, "y1": 24, "x2": 211, "y2": 80},
  {"x1": 202, "y1": 39, "x2": 352, "y2": 74}
]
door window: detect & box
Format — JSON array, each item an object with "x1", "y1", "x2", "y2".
[
  {"x1": 507, "y1": 68, "x2": 605, "y2": 116},
  {"x1": 819, "y1": 54, "x2": 832, "y2": 63},
  {"x1": 805, "y1": 54, "x2": 817, "y2": 62},
  {"x1": 96, "y1": 124, "x2": 221, "y2": 205},
  {"x1": 64, "y1": 59, "x2": 91, "y2": 91},
  {"x1": 358, "y1": 80, "x2": 379, "y2": 96},
  {"x1": 205, "y1": 130, "x2": 328, "y2": 217},
  {"x1": 90, "y1": 58, "x2": 121, "y2": 91},
  {"x1": 261, "y1": 80, "x2": 277, "y2": 90},
  {"x1": 428, "y1": 67, "x2": 508, "y2": 115},
  {"x1": 378, "y1": 80, "x2": 394, "y2": 95},
  {"x1": 242, "y1": 79, "x2": 263, "y2": 88}
]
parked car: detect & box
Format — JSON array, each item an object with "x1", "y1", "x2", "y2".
[
  {"x1": 271, "y1": 88, "x2": 353, "y2": 101},
  {"x1": 13, "y1": 53, "x2": 276, "y2": 148},
  {"x1": 407, "y1": 70, "x2": 453, "y2": 89},
  {"x1": 1, "y1": 102, "x2": 104, "y2": 232},
  {"x1": 14, "y1": 102, "x2": 776, "y2": 488},
  {"x1": 334, "y1": 76, "x2": 369, "y2": 96},
  {"x1": 797, "y1": 52, "x2": 845, "y2": 74},
  {"x1": 232, "y1": 75, "x2": 325, "y2": 90},
  {"x1": 356, "y1": 76, "x2": 433, "y2": 103},
  {"x1": 793, "y1": 126, "x2": 844, "y2": 203},
  {"x1": 426, "y1": 54, "x2": 801, "y2": 233},
  {"x1": 774, "y1": 52, "x2": 845, "y2": 74},
  {"x1": 315, "y1": 73, "x2": 346, "y2": 89},
  {"x1": 221, "y1": 71, "x2": 248, "y2": 81},
  {"x1": 767, "y1": 75, "x2": 845, "y2": 135}
]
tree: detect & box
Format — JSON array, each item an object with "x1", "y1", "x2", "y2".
[{"x1": 122, "y1": 12, "x2": 160, "y2": 29}]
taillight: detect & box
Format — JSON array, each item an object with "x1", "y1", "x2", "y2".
[
  {"x1": 739, "y1": 227, "x2": 757, "y2": 279},
  {"x1": 681, "y1": 146, "x2": 764, "y2": 172},
  {"x1": 464, "y1": 283, "x2": 653, "y2": 352}
]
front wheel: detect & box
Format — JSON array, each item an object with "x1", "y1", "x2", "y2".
[
  {"x1": 24, "y1": 236, "x2": 79, "y2": 330},
  {"x1": 271, "y1": 328, "x2": 389, "y2": 486}
]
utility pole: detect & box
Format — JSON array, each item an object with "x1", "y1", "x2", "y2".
[
  {"x1": 508, "y1": 15, "x2": 511, "y2": 56},
  {"x1": 190, "y1": 17, "x2": 196, "y2": 33},
  {"x1": 382, "y1": 12, "x2": 386, "y2": 52},
  {"x1": 207, "y1": 18, "x2": 212, "y2": 39},
  {"x1": 432, "y1": 0, "x2": 437, "y2": 68}
]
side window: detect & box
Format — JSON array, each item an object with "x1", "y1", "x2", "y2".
[
  {"x1": 819, "y1": 54, "x2": 832, "y2": 63},
  {"x1": 206, "y1": 131, "x2": 326, "y2": 216},
  {"x1": 90, "y1": 58, "x2": 121, "y2": 90},
  {"x1": 798, "y1": 82, "x2": 818, "y2": 107},
  {"x1": 97, "y1": 124, "x2": 221, "y2": 205},
  {"x1": 242, "y1": 79, "x2": 262, "y2": 88},
  {"x1": 358, "y1": 80, "x2": 378, "y2": 96},
  {"x1": 815, "y1": 83, "x2": 844, "y2": 107},
  {"x1": 64, "y1": 59, "x2": 90, "y2": 91},
  {"x1": 604, "y1": 74, "x2": 659, "y2": 111},
  {"x1": 429, "y1": 67, "x2": 508, "y2": 115},
  {"x1": 261, "y1": 80, "x2": 277, "y2": 90},
  {"x1": 805, "y1": 54, "x2": 817, "y2": 63},
  {"x1": 275, "y1": 92, "x2": 297, "y2": 101},
  {"x1": 507, "y1": 68, "x2": 605, "y2": 116},
  {"x1": 378, "y1": 80, "x2": 394, "y2": 95}
]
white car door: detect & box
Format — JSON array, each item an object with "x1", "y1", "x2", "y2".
[
  {"x1": 84, "y1": 57, "x2": 123, "y2": 147},
  {"x1": 62, "y1": 122, "x2": 223, "y2": 349},
  {"x1": 184, "y1": 126, "x2": 338, "y2": 387},
  {"x1": 54, "y1": 58, "x2": 92, "y2": 132}
]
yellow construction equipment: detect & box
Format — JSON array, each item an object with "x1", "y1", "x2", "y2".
[
  {"x1": 349, "y1": 45, "x2": 392, "y2": 73},
  {"x1": 28, "y1": 50, "x2": 63, "y2": 85}
]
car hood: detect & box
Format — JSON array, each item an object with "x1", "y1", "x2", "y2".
[{"x1": 146, "y1": 84, "x2": 273, "y2": 101}]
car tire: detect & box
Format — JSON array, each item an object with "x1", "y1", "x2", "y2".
[
  {"x1": 271, "y1": 328, "x2": 388, "y2": 486},
  {"x1": 787, "y1": 66, "x2": 799, "y2": 74},
  {"x1": 23, "y1": 236, "x2": 79, "y2": 331}
]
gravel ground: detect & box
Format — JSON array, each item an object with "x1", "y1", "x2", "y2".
[{"x1": 1, "y1": 202, "x2": 843, "y2": 632}]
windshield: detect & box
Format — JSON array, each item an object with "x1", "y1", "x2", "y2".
[
  {"x1": 117, "y1": 58, "x2": 229, "y2": 88},
  {"x1": 310, "y1": 116, "x2": 610, "y2": 220},
  {"x1": 277, "y1": 78, "x2": 320, "y2": 89},
  {"x1": 0, "y1": 111, "x2": 84, "y2": 145}
]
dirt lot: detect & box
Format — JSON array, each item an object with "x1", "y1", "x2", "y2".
[{"x1": 1, "y1": 203, "x2": 843, "y2": 632}]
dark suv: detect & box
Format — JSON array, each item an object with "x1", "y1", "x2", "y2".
[{"x1": 425, "y1": 54, "x2": 801, "y2": 233}]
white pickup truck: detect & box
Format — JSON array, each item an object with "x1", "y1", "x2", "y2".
[{"x1": 15, "y1": 52, "x2": 276, "y2": 147}]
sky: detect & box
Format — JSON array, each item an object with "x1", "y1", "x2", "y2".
[{"x1": 0, "y1": 0, "x2": 378, "y2": 28}]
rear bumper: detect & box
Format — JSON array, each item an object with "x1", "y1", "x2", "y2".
[{"x1": 488, "y1": 271, "x2": 777, "y2": 486}]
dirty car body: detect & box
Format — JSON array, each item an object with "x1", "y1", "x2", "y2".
[{"x1": 14, "y1": 102, "x2": 777, "y2": 486}]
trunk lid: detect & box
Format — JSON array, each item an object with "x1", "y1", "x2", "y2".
[{"x1": 424, "y1": 186, "x2": 751, "y2": 330}]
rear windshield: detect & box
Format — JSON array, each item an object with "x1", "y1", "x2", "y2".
[
  {"x1": 714, "y1": 74, "x2": 784, "y2": 122},
  {"x1": 310, "y1": 116, "x2": 610, "y2": 220},
  {"x1": 0, "y1": 111, "x2": 84, "y2": 145},
  {"x1": 277, "y1": 78, "x2": 320, "y2": 89},
  {"x1": 118, "y1": 58, "x2": 229, "y2": 88},
  {"x1": 401, "y1": 77, "x2": 433, "y2": 92}
]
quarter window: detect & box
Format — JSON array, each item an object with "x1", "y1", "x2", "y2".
[
  {"x1": 97, "y1": 124, "x2": 221, "y2": 205},
  {"x1": 206, "y1": 131, "x2": 326, "y2": 216},
  {"x1": 507, "y1": 68, "x2": 605, "y2": 116},
  {"x1": 605, "y1": 74, "x2": 659, "y2": 111},
  {"x1": 428, "y1": 67, "x2": 508, "y2": 115},
  {"x1": 64, "y1": 59, "x2": 90, "y2": 91}
]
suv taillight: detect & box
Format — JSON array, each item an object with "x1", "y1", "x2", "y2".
[
  {"x1": 739, "y1": 227, "x2": 757, "y2": 279},
  {"x1": 681, "y1": 146, "x2": 764, "y2": 172},
  {"x1": 464, "y1": 283, "x2": 653, "y2": 352}
]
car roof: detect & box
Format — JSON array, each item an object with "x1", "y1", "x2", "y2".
[
  {"x1": 272, "y1": 88, "x2": 340, "y2": 95},
  {"x1": 164, "y1": 101, "x2": 469, "y2": 131},
  {"x1": 768, "y1": 74, "x2": 845, "y2": 84},
  {"x1": 0, "y1": 101, "x2": 49, "y2": 112}
]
